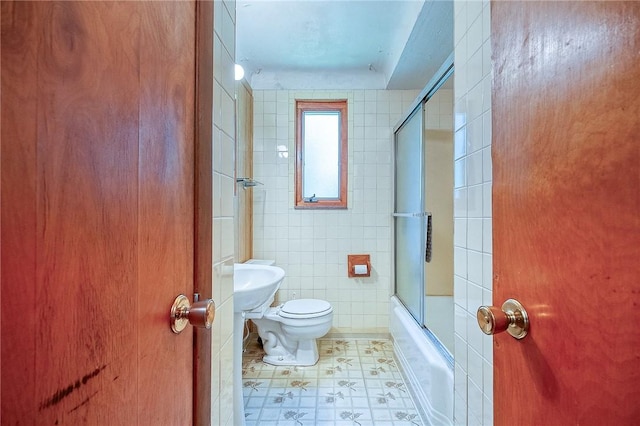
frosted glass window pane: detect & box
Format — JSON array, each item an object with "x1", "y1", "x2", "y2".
[
  {"x1": 394, "y1": 106, "x2": 424, "y2": 324},
  {"x1": 295, "y1": 99, "x2": 347, "y2": 209},
  {"x1": 302, "y1": 112, "x2": 340, "y2": 198}
]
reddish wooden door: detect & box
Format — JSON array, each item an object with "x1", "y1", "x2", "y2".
[
  {"x1": 1, "y1": 2, "x2": 209, "y2": 424},
  {"x1": 492, "y1": 1, "x2": 640, "y2": 424}
]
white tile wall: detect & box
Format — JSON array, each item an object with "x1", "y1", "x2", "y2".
[
  {"x1": 252, "y1": 89, "x2": 418, "y2": 334},
  {"x1": 453, "y1": 0, "x2": 493, "y2": 424},
  {"x1": 212, "y1": 1, "x2": 237, "y2": 424}
]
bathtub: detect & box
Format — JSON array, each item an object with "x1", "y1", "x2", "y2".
[{"x1": 390, "y1": 296, "x2": 454, "y2": 425}]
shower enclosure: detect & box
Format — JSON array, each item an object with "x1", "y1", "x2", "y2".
[
  {"x1": 393, "y1": 67, "x2": 454, "y2": 354},
  {"x1": 393, "y1": 106, "x2": 428, "y2": 324}
]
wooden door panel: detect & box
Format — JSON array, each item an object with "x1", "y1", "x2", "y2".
[
  {"x1": 492, "y1": 1, "x2": 640, "y2": 424},
  {"x1": 236, "y1": 81, "x2": 254, "y2": 263},
  {"x1": 3, "y1": 3, "x2": 141, "y2": 423},
  {"x1": 138, "y1": 2, "x2": 195, "y2": 423},
  {"x1": 1, "y1": 2, "x2": 198, "y2": 423},
  {"x1": 194, "y1": 1, "x2": 214, "y2": 423},
  {"x1": 1, "y1": 2, "x2": 40, "y2": 421}
]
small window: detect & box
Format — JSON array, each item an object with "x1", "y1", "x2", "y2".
[{"x1": 295, "y1": 100, "x2": 348, "y2": 209}]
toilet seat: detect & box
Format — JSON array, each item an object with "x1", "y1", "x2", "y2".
[{"x1": 279, "y1": 299, "x2": 332, "y2": 319}]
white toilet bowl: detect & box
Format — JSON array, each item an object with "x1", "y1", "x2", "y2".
[{"x1": 252, "y1": 298, "x2": 333, "y2": 366}]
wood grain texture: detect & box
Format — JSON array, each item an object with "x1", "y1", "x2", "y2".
[
  {"x1": 492, "y1": 1, "x2": 640, "y2": 424},
  {"x1": 1, "y1": 2, "x2": 200, "y2": 423},
  {"x1": 4, "y1": 3, "x2": 141, "y2": 423},
  {"x1": 194, "y1": 1, "x2": 214, "y2": 425},
  {"x1": 138, "y1": 2, "x2": 196, "y2": 424},
  {"x1": 236, "y1": 80, "x2": 254, "y2": 263},
  {"x1": 1, "y1": 2, "x2": 39, "y2": 422}
]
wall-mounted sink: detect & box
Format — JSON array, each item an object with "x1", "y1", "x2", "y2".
[
  {"x1": 233, "y1": 263, "x2": 284, "y2": 313},
  {"x1": 233, "y1": 262, "x2": 285, "y2": 424}
]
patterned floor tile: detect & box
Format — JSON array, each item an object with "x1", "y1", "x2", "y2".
[{"x1": 242, "y1": 335, "x2": 423, "y2": 425}]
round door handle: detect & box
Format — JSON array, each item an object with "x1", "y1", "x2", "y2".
[
  {"x1": 170, "y1": 294, "x2": 215, "y2": 334},
  {"x1": 477, "y1": 298, "x2": 529, "y2": 340}
]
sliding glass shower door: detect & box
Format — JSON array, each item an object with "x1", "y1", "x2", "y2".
[{"x1": 393, "y1": 105, "x2": 426, "y2": 324}]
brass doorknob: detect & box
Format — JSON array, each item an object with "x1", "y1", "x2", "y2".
[
  {"x1": 477, "y1": 299, "x2": 529, "y2": 340},
  {"x1": 170, "y1": 294, "x2": 215, "y2": 334}
]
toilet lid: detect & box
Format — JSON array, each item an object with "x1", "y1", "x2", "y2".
[{"x1": 280, "y1": 299, "x2": 332, "y2": 319}]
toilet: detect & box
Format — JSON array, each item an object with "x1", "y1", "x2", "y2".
[{"x1": 250, "y1": 298, "x2": 333, "y2": 366}]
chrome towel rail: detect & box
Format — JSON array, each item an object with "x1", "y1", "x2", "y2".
[{"x1": 236, "y1": 177, "x2": 263, "y2": 189}]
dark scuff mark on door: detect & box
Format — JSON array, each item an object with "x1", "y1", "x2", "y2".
[
  {"x1": 68, "y1": 391, "x2": 99, "y2": 414},
  {"x1": 39, "y1": 365, "x2": 106, "y2": 410}
]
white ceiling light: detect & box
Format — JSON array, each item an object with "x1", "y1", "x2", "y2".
[{"x1": 234, "y1": 64, "x2": 245, "y2": 81}]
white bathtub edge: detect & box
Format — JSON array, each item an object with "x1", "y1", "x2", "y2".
[{"x1": 390, "y1": 296, "x2": 454, "y2": 426}]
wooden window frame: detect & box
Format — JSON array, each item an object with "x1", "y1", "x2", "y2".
[{"x1": 295, "y1": 99, "x2": 348, "y2": 209}]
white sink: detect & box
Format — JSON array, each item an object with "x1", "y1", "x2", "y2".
[
  {"x1": 233, "y1": 263, "x2": 285, "y2": 424},
  {"x1": 233, "y1": 263, "x2": 284, "y2": 313}
]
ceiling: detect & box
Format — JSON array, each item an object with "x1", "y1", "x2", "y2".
[{"x1": 236, "y1": 0, "x2": 453, "y2": 90}]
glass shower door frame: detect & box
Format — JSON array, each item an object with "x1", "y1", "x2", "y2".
[{"x1": 393, "y1": 104, "x2": 427, "y2": 325}]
